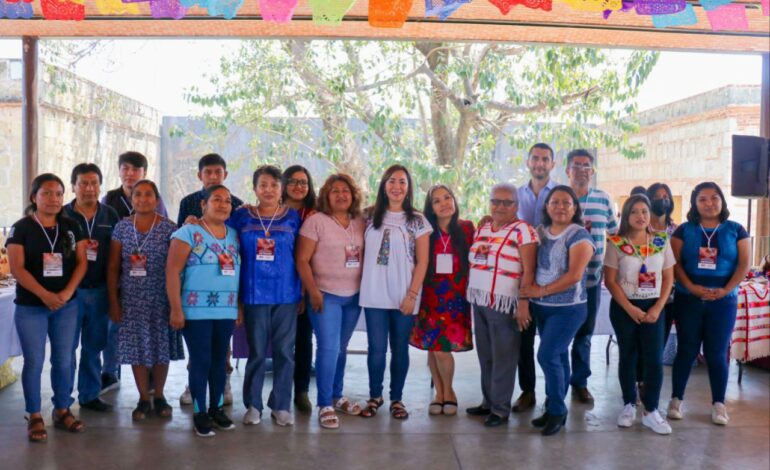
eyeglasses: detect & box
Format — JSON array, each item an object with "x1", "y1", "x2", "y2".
[
  {"x1": 568, "y1": 163, "x2": 593, "y2": 171},
  {"x1": 287, "y1": 179, "x2": 309, "y2": 188},
  {"x1": 490, "y1": 199, "x2": 516, "y2": 208}
]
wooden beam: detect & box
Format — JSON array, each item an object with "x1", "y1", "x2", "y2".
[{"x1": 21, "y1": 36, "x2": 38, "y2": 202}]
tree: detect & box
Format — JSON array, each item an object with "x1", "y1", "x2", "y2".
[{"x1": 187, "y1": 40, "x2": 658, "y2": 217}]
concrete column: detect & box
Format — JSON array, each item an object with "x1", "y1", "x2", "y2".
[{"x1": 21, "y1": 36, "x2": 38, "y2": 202}]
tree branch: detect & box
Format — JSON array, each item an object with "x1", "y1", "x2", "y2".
[{"x1": 486, "y1": 86, "x2": 600, "y2": 114}]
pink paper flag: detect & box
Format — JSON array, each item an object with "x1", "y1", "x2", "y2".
[
  {"x1": 706, "y1": 3, "x2": 749, "y2": 31},
  {"x1": 259, "y1": 0, "x2": 298, "y2": 22},
  {"x1": 762, "y1": 0, "x2": 769, "y2": 16}
]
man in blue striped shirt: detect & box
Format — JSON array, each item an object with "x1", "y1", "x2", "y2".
[{"x1": 567, "y1": 149, "x2": 618, "y2": 404}]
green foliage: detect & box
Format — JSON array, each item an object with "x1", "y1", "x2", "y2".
[{"x1": 187, "y1": 40, "x2": 659, "y2": 219}]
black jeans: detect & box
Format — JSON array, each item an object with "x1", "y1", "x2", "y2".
[
  {"x1": 609, "y1": 298, "x2": 664, "y2": 412},
  {"x1": 636, "y1": 301, "x2": 675, "y2": 381},
  {"x1": 294, "y1": 307, "x2": 313, "y2": 395},
  {"x1": 517, "y1": 320, "x2": 537, "y2": 393}
]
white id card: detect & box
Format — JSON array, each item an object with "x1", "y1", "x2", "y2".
[
  {"x1": 436, "y1": 253, "x2": 453, "y2": 274},
  {"x1": 43, "y1": 253, "x2": 63, "y2": 277}
]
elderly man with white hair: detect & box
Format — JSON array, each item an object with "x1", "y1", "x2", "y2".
[{"x1": 465, "y1": 182, "x2": 539, "y2": 427}]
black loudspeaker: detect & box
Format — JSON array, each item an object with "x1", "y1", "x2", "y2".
[{"x1": 731, "y1": 135, "x2": 770, "y2": 198}]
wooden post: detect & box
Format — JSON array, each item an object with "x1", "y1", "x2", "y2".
[
  {"x1": 21, "y1": 36, "x2": 38, "y2": 203},
  {"x1": 755, "y1": 53, "x2": 770, "y2": 266}
]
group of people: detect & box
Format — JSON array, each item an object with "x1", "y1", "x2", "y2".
[{"x1": 6, "y1": 144, "x2": 749, "y2": 442}]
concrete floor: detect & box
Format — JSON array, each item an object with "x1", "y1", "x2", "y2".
[{"x1": 0, "y1": 333, "x2": 768, "y2": 470}]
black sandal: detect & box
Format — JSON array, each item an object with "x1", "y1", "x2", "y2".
[
  {"x1": 360, "y1": 397, "x2": 384, "y2": 418},
  {"x1": 154, "y1": 398, "x2": 173, "y2": 418},
  {"x1": 390, "y1": 401, "x2": 409, "y2": 420},
  {"x1": 52, "y1": 409, "x2": 85, "y2": 433},
  {"x1": 26, "y1": 416, "x2": 48, "y2": 442},
  {"x1": 132, "y1": 400, "x2": 152, "y2": 421}
]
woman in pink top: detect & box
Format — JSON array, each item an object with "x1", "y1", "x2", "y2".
[{"x1": 295, "y1": 173, "x2": 365, "y2": 429}]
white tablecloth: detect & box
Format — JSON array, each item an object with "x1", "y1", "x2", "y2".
[{"x1": 0, "y1": 286, "x2": 21, "y2": 364}]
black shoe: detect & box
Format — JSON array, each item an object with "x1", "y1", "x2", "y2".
[
  {"x1": 512, "y1": 391, "x2": 537, "y2": 413},
  {"x1": 100, "y1": 373, "x2": 120, "y2": 394},
  {"x1": 193, "y1": 412, "x2": 216, "y2": 437},
  {"x1": 531, "y1": 411, "x2": 550, "y2": 428},
  {"x1": 80, "y1": 398, "x2": 113, "y2": 412},
  {"x1": 466, "y1": 405, "x2": 492, "y2": 416},
  {"x1": 542, "y1": 414, "x2": 567, "y2": 436},
  {"x1": 209, "y1": 407, "x2": 235, "y2": 430},
  {"x1": 484, "y1": 414, "x2": 509, "y2": 427},
  {"x1": 571, "y1": 386, "x2": 595, "y2": 404}
]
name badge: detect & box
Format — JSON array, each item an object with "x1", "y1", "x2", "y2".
[
  {"x1": 219, "y1": 252, "x2": 236, "y2": 276},
  {"x1": 637, "y1": 271, "x2": 657, "y2": 295},
  {"x1": 474, "y1": 244, "x2": 490, "y2": 263},
  {"x1": 344, "y1": 244, "x2": 361, "y2": 269},
  {"x1": 129, "y1": 253, "x2": 148, "y2": 277},
  {"x1": 697, "y1": 247, "x2": 718, "y2": 270},
  {"x1": 86, "y1": 239, "x2": 99, "y2": 262},
  {"x1": 436, "y1": 253, "x2": 453, "y2": 274},
  {"x1": 256, "y1": 238, "x2": 275, "y2": 261},
  {"x1": 42, "y1": 253, "x2": 63, "y2": 277}
]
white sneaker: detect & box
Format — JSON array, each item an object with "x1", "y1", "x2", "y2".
[
  {"x1": 271, "y1": 410, "x2": 295, "y2": 426},
  {"x1": 223, "y1": 378, "x2": 233, "y2": 407},
  {"x1": 243, "y1": 406, "x2": 262, "y2": 425},
  {"x1": 711, "y1": 402, "x2": 729, "y2": 425},
  {"x1": 642, "y1": 410, "x2": 672, "y2": 435},
  {"x1": 179, "y1": 386, "x2": 193, "y2": 406},
  {"x1": 667, "y1": 398, "x2": 683, "y2": 420},
  {"x1": 617, "y1": 404, "x2": 637, "y2": 428}
]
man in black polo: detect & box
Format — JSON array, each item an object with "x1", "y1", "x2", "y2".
[{"x1": 64, "y1": 163, "x2": 120, "y2": 411}]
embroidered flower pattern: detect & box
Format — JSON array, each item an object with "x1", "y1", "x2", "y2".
[
  {"x1": 377, "y1": 228, "x2": 391, "y2": 266},
  {"x1": 207, "y1": 292, "x2": 220, "y2": 307},
  {"x1": 210, "y1": 243, "x2": 223, "y2": 253},
  {"x1": 193, "y1": 232, "x2": 204, "y2": 245},
  {"x1": 609, "y1": 233, "x2": 668, "y2": 257},
  {"x1": 227, "y1": 292, "x2": 237, "y2": 306},
  {"x1": 186, "y1": 291, "x2": 199, "y2": 306}
]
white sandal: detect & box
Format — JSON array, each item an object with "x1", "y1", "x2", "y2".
[
  {"x1": 319, "y1": 406, "x2": 339, "y2": 429},
  {"x1": 334, "y1": 397, "x2": 362, "y2": 416}
]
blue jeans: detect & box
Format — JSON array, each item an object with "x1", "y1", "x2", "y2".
[
  {"x1": 533, "y1": 302, "x2": 587, "y2": 416},
  {"x1": 609, "y1": 298, "x2": 664, "y2": 412},
  {"x1": 102, "y1": 319, "x2": 121, "y2": 378},
  {"x1": 72, "y1": 287, "x2": 109, "y2": 403},
  {"x1": 364, "y1": 308, "x2": 415, "y2": 401},
  {"x1": 182, "y1": 319, "x2": 235, "y2": 413},
  {"x1": 308, "y1": 293, "x2": 361, "y2": 407},
  {"x1": 570, "y1": 285, "x2": 600, "y2": 388},
  {"x1": 672, "y1": 293, "x2": 737, "y2": 404},
  {"x1": 15, "y1": 300, "x2": 79, "y2": 413},
  {"x1": 243, "y1": 303, "x2": 297, "y2": 412}
]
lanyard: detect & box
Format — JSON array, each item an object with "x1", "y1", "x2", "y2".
[
  {"x1": 699, "y1": 224, "x2": 720, "y2": 248},
  {"x1": 32, "y1": 213, "x2": 59, "y2": 253},
  {"x1": 132, "y1": 213, "x2": 158, "y2": 254},
  {"x1": 331, "y1": 214, "x2": 356, "y2": 245},
  {"x1": 74, "y1": 202, "x2": 98, "y2": 239},
  {"x1": 201, "y1": 219, "x2": 226, "y2": 242},
  {"x1": 628, "y1": 233, "x2": 650, "y2": 273},
  {"x1": 120, "y1": 196, "x2": 133, "y2": 215},
  {"x1": 255, "y1": 205, "x2": 280, "y2": 237},
  {"x1": 438, "y1": 232, "x2": 451, "y2": 254}
]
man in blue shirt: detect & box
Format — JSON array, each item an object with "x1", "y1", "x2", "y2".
[
  {"x1": 64, "y1": 163, "x2": 120, "y2": 411},
  {"x1": 513, "y1": 143, "x2": 557, "y2": 413}
]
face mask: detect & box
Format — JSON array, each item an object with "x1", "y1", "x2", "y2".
[{"x1": 651, "y1": 199, "x2": 671, "y2": 216}]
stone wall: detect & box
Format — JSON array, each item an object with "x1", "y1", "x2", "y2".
[
  {"x1": 597, "y1": 85, "x2": 762, "y2": 232},
  {"x1": 0, "y1": 59, "x2": 162, "y2": 228}
]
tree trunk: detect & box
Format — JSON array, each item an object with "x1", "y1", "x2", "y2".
[{"x1": 416, "y1": 42, "x2": 453, "y2": 167}]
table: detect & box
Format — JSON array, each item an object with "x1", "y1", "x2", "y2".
[
  {"x1": 731, "y1": 279, "x2": 770, "y2": 363},
  {"x1": 0, "y1": 286, "x2": 20, "y2": 389}
]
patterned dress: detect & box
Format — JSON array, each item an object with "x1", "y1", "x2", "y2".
[
  {"x1": 112, "y1": 216, "x2": 185, "y2": 366},
  {"x1": 410, "y1": 220, "x2": 475, "y2": 352}
]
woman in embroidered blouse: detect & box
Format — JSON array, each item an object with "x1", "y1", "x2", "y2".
[
  {"x1": 604, "y1": 194, "x2": 675, "y2": 435},
  {"x1": 281, "y1": 164, "x2": 317, "y2": 414},
  {"x1": 167, "y1": 185, "x2": 241, "y2": 437},
  {"x1": 408, "y1": 184, "x2": 474, "y2": 417},
  {"x1": 521, "y1": 185, "x2": 594, "y2": 436},
  {"x1": 358, "y1": 164, "x2": 432, "y2": 420},
  {"x1": 296, "y1": 173, "x2": 366, "y2": 429},
  {"x1": 667, "y1": 182, "x2": 749, "y2": 426},
  {"x1": 107, "y1": 179, "x2": 183, "y2": 421},
  {"x1": 228, "y1": 165, "x2": 302, "y2": 427},
  {"x1": 465, "y1": 183, "x2": 538, "y2": 428}
]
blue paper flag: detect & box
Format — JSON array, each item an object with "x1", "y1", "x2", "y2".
[
  {"x1": 652, "y1": 3, "x2": 697, "y2": 28},
  {"x1": 699, "y1": 0, "x2": 731, "y2": 11}
]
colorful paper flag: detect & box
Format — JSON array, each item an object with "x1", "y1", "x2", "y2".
[
  {"x1": 706, "y1": 3, "x2": 749, "y2": 31},
  {"x1": 699, "y1": 0, "x2": 732, "y2": 12},
  {"x1": 310, "y1": 0, "x2": 357, "y2": 25},
  {"x1": 426, "y1": 0, "x2": 471, "y2": 19},
  {"x1": 150, "y1": 0, "x2": 187, "y2": 18},
  {"x1": 0, "y1": 0, "x2": 33, "y2": 18},
  {"x1": 762, "y1": 0, "x2": 769, "y2": 16},
  {"x1": 259, "y1": 0, "x2": 298, "y2": 22},
  {"x1": 562, "y1": 0, "x2": 622, "y2": 12},
  {"x1": 40, "y1": 0, "x2": 86, "y2": 20},
  {"x1": 369, "y1": 0, "x2": 413, "y2": 27},
  {"x1": 634, "y1": 0, "x2": 685, "y2": 15},
  {"x1": 651, "y1": 3, "x2": 697, "y2": 27}
]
